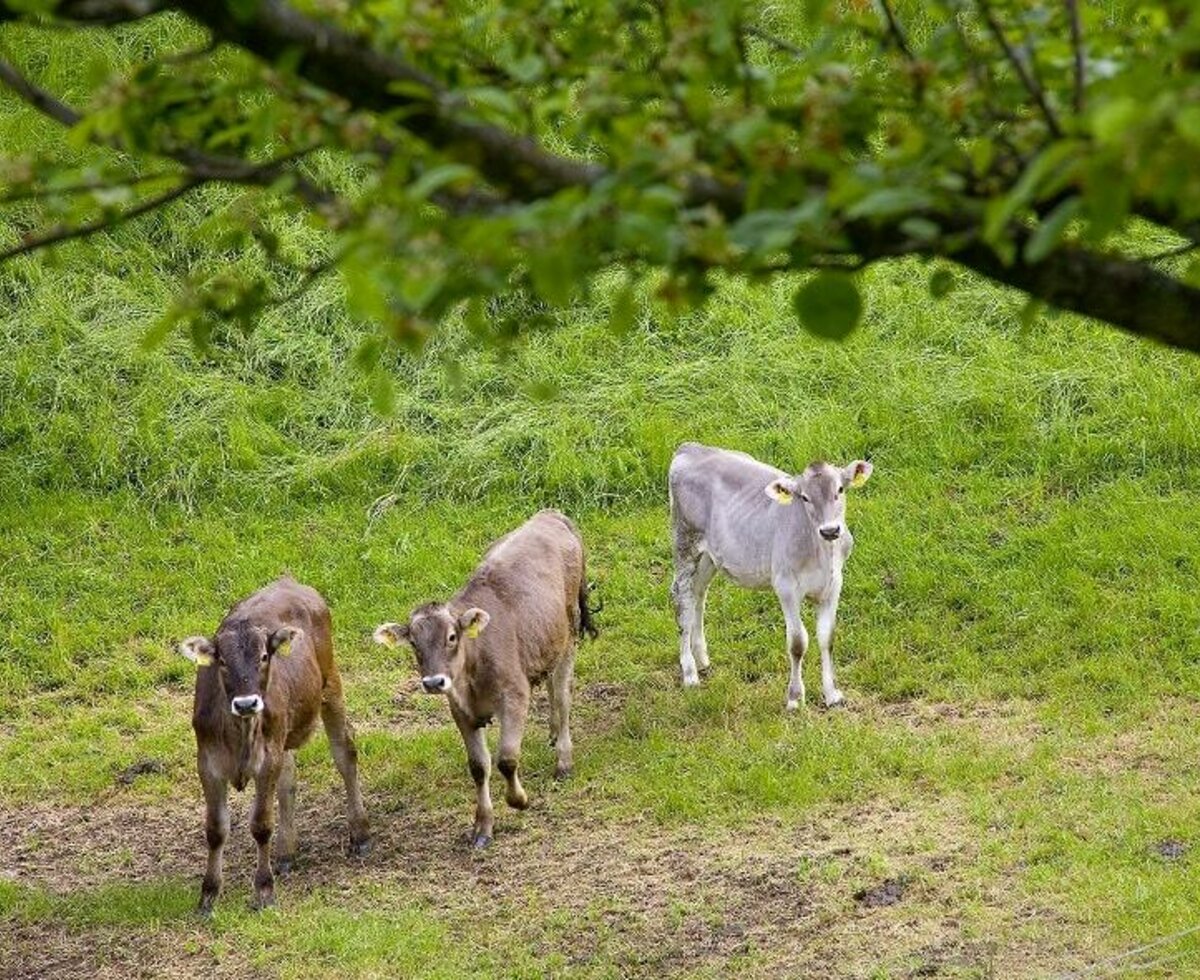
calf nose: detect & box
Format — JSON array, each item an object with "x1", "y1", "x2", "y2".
[
  {"x1": 231, "y1": 695, "x2": 264, "y2": 716},
  {"x1": 819, "y1": 525, "x2": 842, "y2": 541},
  {"x1": 421, "y1": 675, "x2": 451, "y2": 693}
]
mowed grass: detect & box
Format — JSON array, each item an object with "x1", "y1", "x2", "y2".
[{"x1": 7, "y1": 22, "x2": 1200, "y2": 979}]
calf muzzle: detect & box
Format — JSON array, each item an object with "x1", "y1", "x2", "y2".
[
  {"x1": 819, "y1": 525, "x2": 842, "y2": 541},
  {"x1": 231, "y1": 695, "x2": 265, "y2": 717},
  {"x1": 421, "y1": 674, "x2": 451, "y2": 694}
]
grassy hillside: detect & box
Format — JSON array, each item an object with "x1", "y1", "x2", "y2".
[{"x1": 4, "y1": 20, "x2": 1200, "y2": 980}]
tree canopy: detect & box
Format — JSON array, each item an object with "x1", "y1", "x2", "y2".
[{"x1": 1, "y1": 0, "x2": 1199, "y2": 352}]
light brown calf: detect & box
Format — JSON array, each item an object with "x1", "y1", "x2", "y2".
[
  {"x1": 178, "y1": 577, "x2": 369, "y2": 912},
  {"x1": 374, "y1": 510, "x2": 597, "y2": 847}
]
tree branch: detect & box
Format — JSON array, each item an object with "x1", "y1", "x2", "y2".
[
  {"x1": 951, "y1": 236, "x2": 1200, "y2": 351},
  {"x1": 977, "y1": 0, "x2": 1063, "y2": 138},
  {"x1": 0, "y1": 179, "x2": 200, "y2": 261},
  {"x1": 877, "y1": 0, "x2": 915, "y2": 62},
  {"x1": 1065, "y1": 0, "x2": 1085, "y2": 114}
]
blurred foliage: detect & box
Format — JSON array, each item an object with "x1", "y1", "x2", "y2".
[{"x1": 0, "y1": 0, "x2": 1198, "y2": 348}]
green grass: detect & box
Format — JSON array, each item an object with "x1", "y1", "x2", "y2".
[{"x1": 7, "y1": 20, "x2": 1200, "y2": 980}]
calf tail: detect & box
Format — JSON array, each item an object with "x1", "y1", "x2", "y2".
[{"x1": 578, "y1": 576, "x2": 601, "y2": 640}]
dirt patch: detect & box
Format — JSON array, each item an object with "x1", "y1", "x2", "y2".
[
  {"x1": 116, "y1": 760, "x2": 165, "y2": 786},
  {"x1": 855, "y1": 877, "x2": 908, "y2": 908},
  {"x1": 1, "y1": 772, "x2": 1097, "y2": 978},
  {"x1": 0, "y1": 922, "x2": 255, "y2": 980},
  {"x1": 1154, "y1": 839, "x2": 1188, "y2": 861}
]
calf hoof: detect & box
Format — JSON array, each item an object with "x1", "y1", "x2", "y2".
[
  {"x1": 274, "y1": 857, "x2": 293, "y2": 877},
  {"x1": 349, "y1": 836, "x2": 372, "y2": 857},
  {"x1": 507, "y1": 790, "x2": 530, "y2": 811},
  {"x1": 471, "y1": 833, "x2": 493, "y2": 849},
  {"x1": 785, "y1": 699, "x2": 801, "y2": 712},
  {"x1": 554, "y1": 766, "x2": 573, "y2": 781},
  {"x1": 252, "y1": 890, "x2": 275, "y2": 911},
  {"x1": 681, "y1": 671, "x2": 701, "y2": 688},
  {"x1": 824, "y1": 692, "x2": 847, "y2": 709}
]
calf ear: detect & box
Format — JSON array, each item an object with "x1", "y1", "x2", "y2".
[
  {"x1": 843, "y1": 460, "x2": 873, "y2": 488},
  {"x1": 179, "y1": 636, "x2": 215, "y2": 667},
  {"x1": 269, "y1": 626, "x2": 303, "y2": 657},
  {"x1": 373, "y1": 622, "x2": 411, "y2": 648},
  {"x1": 458, "y1": 608, "x2": 491, "y2": 638},
  {"x1": 764, "y1": 478, "x2": 797, "y2": 504}
]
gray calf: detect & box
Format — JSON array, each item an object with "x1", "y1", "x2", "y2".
[
  {"x1": 374, "y1": 510, "x2": 596, "y2": 847},
  {"x1": 668, "y1": 442, "x2": 873, "y2": 709}
]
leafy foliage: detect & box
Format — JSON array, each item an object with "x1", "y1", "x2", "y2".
[{"x1": 1, "y1": 0, "x2": 1200, "y2": 351}]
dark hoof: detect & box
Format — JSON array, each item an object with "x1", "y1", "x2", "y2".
[
  {"x1": 472, "y1": 833, "x2": 492, "y2": 849},
  {"x1": 554, "y1": 767, "x2": 573, "y2": 782},
  {"x1": 507, "y1": 794, "x2": 530, "y2": 811},
  {"x1": 195, "y1": 903, "x2": 215, "y2": 920},
  {"x1": 252, "y1": 893, "x2": 275, "y2": 911},
  {"x1": 349, "y1": 837, "x2": 372, "y2": 857},
  {"x1": 275, "y1": 857, "x2": 293, "y2": 877}
]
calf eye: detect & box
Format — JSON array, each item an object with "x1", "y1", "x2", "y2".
[
  {"x1": 260, "y1": 652, "x2": 270, "y2": 664},
  {"x1": 447, "y1": 631, "x2": 457, "y2": 644},
  {"x1": 799, "y1": 493, "x2": 811, "y2": 503}
]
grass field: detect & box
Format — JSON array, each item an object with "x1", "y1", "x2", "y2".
[{"x1": 6, "y1": 22, "x2": 1200, "y2": 980}]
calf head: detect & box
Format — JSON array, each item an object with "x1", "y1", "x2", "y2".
[
  {"x1": 765, "y1": 459, "x2": 873, "y2": 541},
  {"x1": 178, "y1": 623, "x2": 302, "y2": 717},
  {"x1": 374, "y1": 603, "x2": 490, "y2": 694}
]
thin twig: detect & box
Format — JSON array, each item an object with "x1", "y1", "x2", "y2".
[
  {"x1": 1145, "y1": 240, "x2": 1199, "y2": 261},
  {"x1": 877, "y1": 0, "x2": 915, "y2": 61},
  {"x1": 976, "y1": 0, "x2": 1063, "y2": 138},
  {"x1": 1065, "y1": 0, "x2": 1085, "y2": 113},
  {"x1": 746, "y1": 24, "x2": 806, "y2": 60},
  {"x1": 0, "y1": 179, "x2": 201, "y2": 261},
  {"x1": 0, "y1": 170, "x2": 177, "y2": 204}
]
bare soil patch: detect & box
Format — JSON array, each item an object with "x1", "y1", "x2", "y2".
[{"x1": 1, "y1": 775, "x2": 1096, "y2": 979}]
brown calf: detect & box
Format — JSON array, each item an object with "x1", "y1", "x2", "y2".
[
  {"x1": 374, "y1": 510, "x2": 596, "y2": 848},
  {"x1": 178, "y1": 577, "x2": 369, "y2": 912}
]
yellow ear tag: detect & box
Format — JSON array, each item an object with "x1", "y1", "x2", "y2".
[
  {"x1": 275, "y1": 638, "x2": 292, "y2": 657},
  {"x1": 373, "y1": 626, "x2": 397, "y2": 648},
  {"x1": 194, "y1": 652, "x2": 214, "y2": 667},
  {"x1": 851, "y1": 470, "x2": 868, "y2": 488},
  {"x1": 769, "y1": 485, "x2": 793, "y2": 504},
  {"x1": 465, "y1": 621, "x2": 482, "y2": 639}
]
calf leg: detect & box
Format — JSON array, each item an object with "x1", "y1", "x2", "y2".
[
  {"x1": 274, "y1": 751, "x2": 297, "y2": 874},
  {"x1": 198, "y1": 766, "x2": 229, "y2": 915},
  {"x1": 671, "y1": 553, "x2": 703, "y2": 686},
  {"x1": 816, "y1": 582, "x2": 844, "y2": 708},
  {"x1": 776, "y1": 582, "x2": 808, "y2": 711},
  {"x1": 250, "y1": 757, "x2": 283, "y2": 909},
  {"x1": 455, "y1": 715, "x2": 494, "y2": 848},
  {"x1": 691, "y1": 554, "x2": 717, "y2": 673},
  {"x1": 321, "y1": 684, "x2": 371, "y2": 855},
  {"x1": 497, "y1": 693, "x2": 531, "y2": 811},
  {"x1": 549, "y1": 649, "x2": 575, "y2": 779}
]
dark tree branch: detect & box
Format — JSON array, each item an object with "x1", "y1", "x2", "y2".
[
  {"x1": 0, "y1": 179, "x2": 200, "y2": 261},
  {"x1": 0, "y1": 56, "x2": 343, "y2": 218},
  {"x1": 977, "y1": 0, "x2": 1063, "y2": 138},
  {"x1": 1065, "y1": 0, "x2": 1085, "y2": 113},
  {"x1": 951, "y1": 236, "x2": 1200, "y2": 351},
  {"x1": 0, "y1": 170, "x2": 178, "y2": 204},
  {"x1": 746, "y1": 24, "x2": 807, "y2": 60},
  {"x1": 877, "y1": 0, "x2": 915, "y2": 62}
]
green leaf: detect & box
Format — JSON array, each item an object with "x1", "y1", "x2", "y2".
[
  {"x1": 407, "y1": 164, "x2": 476, "y2": 202},
  {"x1": 792, "y1": 272, "x2": 862, "y2": 340},
  {"x1": 1024, "y1": 197, "x2": 1081, "y2": 264},
  {"x1": 929, "y1": 268, "x2": 955, "y2": 299},
  {"x1": 1092, "y1": 97, "x2": 1140, "y2": 145},
  {"x1": 528, "y1": 246, "x2": 575, "y2": 308},
  {"x1": 844, "y1": 187, "x2": 935, "y2": 221}
]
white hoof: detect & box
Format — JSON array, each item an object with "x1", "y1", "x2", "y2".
[
  {"x1": 681, "y1": 670, "x2": 701, "y2": 688},
  {"x1": 824, "y1": 690, "x2": 845, "y2": 708},
  {"x1": 786, "y1": 699, "x2": 800, "y2": 712}
]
